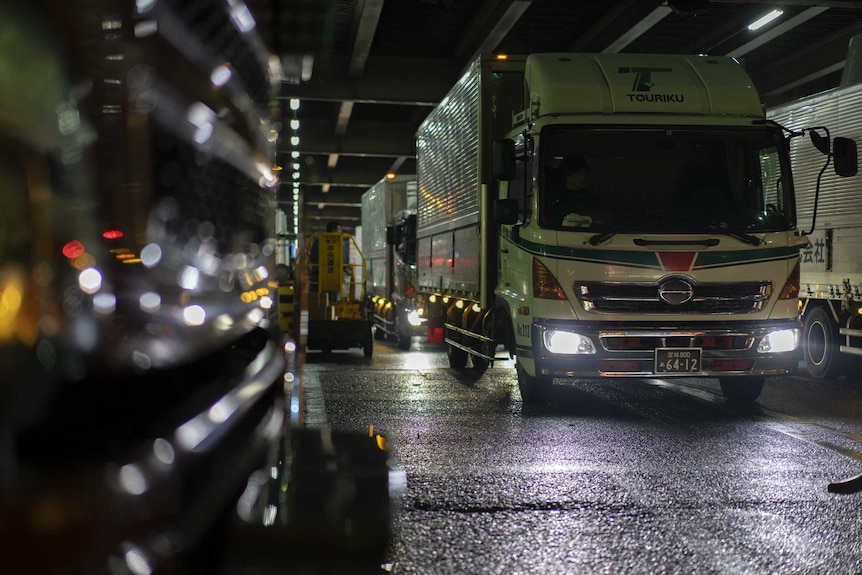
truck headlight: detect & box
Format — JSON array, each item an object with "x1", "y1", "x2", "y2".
[
  {"x1": 407, "y1": 309, "x2": 422, "y2": 326},
  {"x1": 543, "y1": 330, "x2": 596, "y2": 354},
  {"x1": 757, "y1": 328, "x2": 799, "y2": 353}
]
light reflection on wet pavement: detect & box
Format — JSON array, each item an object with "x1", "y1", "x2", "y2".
[{"x1": 304, "y1": 340, "x2": 862, "y2": 574}]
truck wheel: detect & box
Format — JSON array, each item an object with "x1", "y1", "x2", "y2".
[
  {"x1": 516, "y1": 363, "x2": 552, "y2": 404},
  {"x1": 470, "y1": 355, "x2": 489, "y2": 375},
  {"x1": 803, "y1": 306, "x2": 844, "y2": 379},
  {"x1": 363, "y1": 328, "x2": 374, "y2": 358},
  {"x1": 397, "y1": 332, "x2": 412, "y2": 350},
  {"x1": 395, "y1": 316, "x2": 412, "y2": 350},
  {"x1": 447, "y1": 343, "x2": 468, "y2": 369},
  {"x1": 719, "y1": 376, "x2": 764, "y2": 403}
]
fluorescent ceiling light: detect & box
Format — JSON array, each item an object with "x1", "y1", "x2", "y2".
[{"x1": 748, "y1": 9, "x2": 783, "y2": 31}]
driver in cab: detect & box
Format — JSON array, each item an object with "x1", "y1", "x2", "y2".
[{"x1": 546, "y1": 156, "x2": 604, "y2": 228}]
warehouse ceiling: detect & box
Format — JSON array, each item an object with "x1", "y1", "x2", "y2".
[{"x1": 244, "y1": 0, "x2": 862, "y2": 235}]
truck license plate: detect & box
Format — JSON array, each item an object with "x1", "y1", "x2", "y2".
[{"x1": 655, "y1": 348, "x2": 702, "y2": 374}]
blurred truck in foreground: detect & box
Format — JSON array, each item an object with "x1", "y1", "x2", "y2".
[
  {"x1": 0, "y1": 1, "x2": 394, "y2": 572},
  {"x1": 361, "y1": 176, "x2": 427, "y2": 349},
  {"x1": 415, "y1": 52, "x2": 856, "y2": 404}
]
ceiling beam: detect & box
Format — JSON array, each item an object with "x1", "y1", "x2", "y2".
[
  {"x1": 711, "y1": 0, "x2": 862, "y2": 7},
  {"x1": 567, "y1": 0, "x2": 666, "y2": 53},
  {"x1": 279, "y1": 119, "x2": 415, "y2": 157},
  {"x1": 752, "y1": 19, "x2": 862, "y2": 101},
  {"x1": 604, "y1": 3, "x2": 672, "y2": 53},
  {"x1": 294, "y1": 165, "x2": 386, "y2": 187},
  {"x1": 301, "y1": 188, "x2": 366, "y2": 204},
  {"x1": 350, "y1": 0, "x2": 385, "y2": 77},
  {"x1": 279, "y1": 56, "x2": 457, "y2": 105},
  {"x1": 455, "y1": 0, "x2": 532, "y2": 63},
  {"x1": 681, "y1": 5, "x2": 763, "y2": 54},
  {"x1": 326, "y1": 0, "x2": 387, "y2": 175}
]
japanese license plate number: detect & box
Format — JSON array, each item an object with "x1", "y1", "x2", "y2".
[{"x1": 655, "y1": 348, "x2": 702, "y2": 374}]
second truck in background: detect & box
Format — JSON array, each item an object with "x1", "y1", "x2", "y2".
[
  {"x1": 768, "y1": 74, "x2": 862, "y2": 379},
  {"x1": 361, "y1": 175, "x2": 426, "y2": 349}
]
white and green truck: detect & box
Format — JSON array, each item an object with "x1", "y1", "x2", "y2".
[
  {"x1": 415, "y1": 53, "x2": 856, "y2": 403},
  {"x1": 768, "y1": 80, "x2": 862, "y2": 379}
]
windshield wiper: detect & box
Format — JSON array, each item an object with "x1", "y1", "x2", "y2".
[
  {"x1": 588, "y1": 215, "x2": 763, "y2": 247},
  {"x1": 587, "y1": 212, "x2": 647, "y2": 246},
  {"x1": 706, "y1": 223, "x2": 762, "y2": 246}
]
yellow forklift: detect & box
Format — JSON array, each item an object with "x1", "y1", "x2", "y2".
[{"x1": 305, "y1": 225, "x2": 374, "y2": 357}]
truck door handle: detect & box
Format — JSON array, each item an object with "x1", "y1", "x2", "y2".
[{"x1": 501, "y1": 248, "x2": 509, "y2": 253}]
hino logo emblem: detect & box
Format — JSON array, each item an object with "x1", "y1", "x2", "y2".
[{"x1": 658, "y1": 278, "x2": 694, "y2": 305}]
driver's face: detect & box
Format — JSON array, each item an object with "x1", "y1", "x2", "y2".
[{"x1": 565, "y1": 169, "x2": 588, "y2": 191}]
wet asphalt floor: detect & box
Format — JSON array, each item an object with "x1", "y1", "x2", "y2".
[{"x1": 302, "y1": 338, "x2": 862, "y2": 575}]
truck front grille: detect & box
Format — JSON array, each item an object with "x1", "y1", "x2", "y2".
[
  {"x1": 576, "y1": 280, "x2": 772, "y2": 314},
  {"x1": 601, "y1": 333, "x2": 754, "y2": 351}
]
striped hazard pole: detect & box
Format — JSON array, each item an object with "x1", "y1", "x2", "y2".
[{"x1": 278, "y1": 283, "x2": 295, "y2": 336}]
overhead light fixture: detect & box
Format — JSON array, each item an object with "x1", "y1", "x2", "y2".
[{"x1": 748, "y1": 9, "x2": 783, "y2": 31}]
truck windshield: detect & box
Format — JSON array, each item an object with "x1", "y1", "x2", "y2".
[{"x1": 539, "y1": 126, "x2": 792, "y2": 234}]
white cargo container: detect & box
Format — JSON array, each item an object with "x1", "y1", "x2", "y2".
[{"x1": 361, "y1": 175, "x2": 424, "y2": 349}]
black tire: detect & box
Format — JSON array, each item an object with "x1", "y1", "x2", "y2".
[
  {"x1": 397, "y1": 333, "x2": 412, "y2": 350},
  {"x1": 719, "y1": 376, "x2": 764, "y2": 403},
  {"x1": 447, "y1": 343, "x2": 468, "y2": 369},
  {"x1": 802, "y1": 306, "x2": 844, "y2": 379},
  {"x1": 395, "y1": 316, "x2": 412, "y2": 350},
  {"x1": 470, "y1": 355, "x2": 490, "y2": 375},
  {"x1": 363, "y1": 329, "x2": 374, "y2": 358},
  {"x1": 516, "y1": 362, "x2": 553, "y2": 404}
]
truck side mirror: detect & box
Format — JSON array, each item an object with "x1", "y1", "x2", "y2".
[
  {"x1": 492, "y1": 139, "x2": 516, "y2": 181},
  {"x1": 386, "y1": 226, "x2": 401, "y2": 246},
  {"x1": 833, "y1": 137, "x2": 858, "y2": 177},
  {"x1": 493, "y1": 198, "x2": 519, "y2": 225},
  {"x1": 810, "y1": 130, "x2": 830, "y2": 155}
]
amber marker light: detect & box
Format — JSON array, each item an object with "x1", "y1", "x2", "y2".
[
  {"x1": 532, "y1": 257, "x2": 566, "y2": 300},
  {"x1": 778, "y1": 261, "x2": 800, "y2": 300}
]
